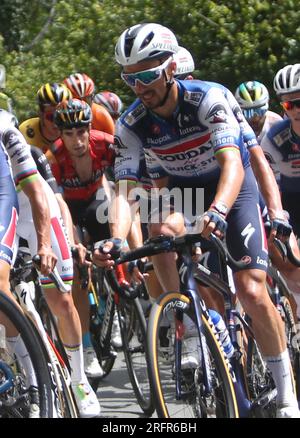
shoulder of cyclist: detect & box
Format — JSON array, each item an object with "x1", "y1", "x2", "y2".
[
  {"x1": 89, "y1": 129, "x2": 115, "y2": 164},
  {"x1": 19, "y1": 117, "x2": 49, "y2": 153},
  {"x1": 30, "y1": 145, "x2": 59, "y2": 193}
]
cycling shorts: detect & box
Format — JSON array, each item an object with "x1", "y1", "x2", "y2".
[
  {"x1": 159, "y1": 166, "x2": 268, "y2": 273},
  {"x1": 15, "y1": 178, "x2": 73, "y2": 288}
]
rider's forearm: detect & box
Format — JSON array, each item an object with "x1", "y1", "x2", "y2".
[
  {"x1": 127, "y1": 209, "x2": 144, "y2": 249},
  {"x1": 250, "y1": 146, "x2": 285, "y2": 220},
  {"x1": 108, "y1": 180, "x2": 135, "y2": 241},
  {"x1": 23, "y1": 182, "x2": 52, "y2": 249},
  {"x1": 213, "y1": 151, "x2": 245, "y2": 212},
  {"x1": 55, "y1": 193, "x2": 75, "y2": 244}
]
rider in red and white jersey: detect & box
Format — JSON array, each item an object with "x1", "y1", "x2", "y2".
[
  {"x1": 0, "y1": 109, "x2": 100, "y2": 417},
  {"x1": 52, "y1": 98, "x2": 123, "y2": 363}
]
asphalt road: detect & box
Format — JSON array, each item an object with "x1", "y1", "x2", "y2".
[{"x1": 95, "y1": 351, "x2": 156, "y2": 419}]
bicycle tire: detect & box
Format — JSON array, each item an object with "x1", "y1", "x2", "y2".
[
  {"x1": 246, "y1": 334, "x2": 277, "y2": 418},
  {"x1": 280, "y1": 296, "x2": 300, "y2": 400},
  {"x1": 25, "y1": 314, "x2": 78, "y2": 418},
  {"x1": 37, "y1": 294, "x2": 71, "y2": 370},
  {"x1": 90, "y1": 271, "x2": 116, "y2": 381},
  {"x1": 148, "y1": 291, "x2": 239, "y2": 418},
  {"x1": 118, "y1": 296, "x2": 154, "y2": 416},
  {"x1": 0, "y1": 290, "x2": 53, "y2": 418}
]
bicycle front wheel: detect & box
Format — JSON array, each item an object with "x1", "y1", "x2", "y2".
[
  {"x1": 0, "y1": 291, "x2": 53, "y2": 418},
  {"x1": 119, "y1": 296, "x2": 154, "y2": 416},
  {"x1": 148, "y1": 291, "x2": 239, "y2": 418}
]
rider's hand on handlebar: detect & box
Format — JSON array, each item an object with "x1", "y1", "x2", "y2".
[
  {"x1": 37, "y1": 245, "x2": 57, "y2": 276},
  {"x1": 92, "y1": 238, "x2": 123, "y2": 269},
  {"x1": 127, "y1": 258, "x2": 149, "y2": 283},
  {"x1": 269, "y1": 217, "x2": 293, "y2": 243},
  {"x1": 195, "y1": 210, "x2": 227, "y2": 240},
  {"x1": 73, "y1": 242, "x2": 91, "y2": 266}
]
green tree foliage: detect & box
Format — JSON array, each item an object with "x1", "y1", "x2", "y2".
[{"x1": 1, "y1": 0, "x2": 300, "y2": 120}]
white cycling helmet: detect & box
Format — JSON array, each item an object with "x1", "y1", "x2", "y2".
[
  {"x1": 174, "y1": 47, "x2": 195, "y2": 78},
  {"x1": 273, "y1": 64, "x2": 300, "y2": 96},
  {"x1": 115, "y1": 23, "x2": 179, "y2": 66}
]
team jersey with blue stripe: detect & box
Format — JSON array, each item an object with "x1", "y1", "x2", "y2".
[
  {"x1": 114, "y1": 80, "x2": 254, "y2": 185},
  {"x1": 260, "y1": 118, "x2": 300, "y2": 193}
]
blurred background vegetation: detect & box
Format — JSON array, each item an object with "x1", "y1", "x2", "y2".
[{"x1": 1, "y1": 0, "x2": 300, "y2": 121}]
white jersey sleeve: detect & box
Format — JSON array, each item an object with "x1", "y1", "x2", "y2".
[
  {"x1": 260, "y1": 133, "x2": 281, "y2": 181},
  {"x1": 2, "y1": 126, "x2": 39, "y2": 190}
]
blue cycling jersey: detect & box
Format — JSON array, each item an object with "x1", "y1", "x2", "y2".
[
  {"x1": 260, "y1": 118, "x2": 300, "y2": 193},
  {"x1": 115, "y1": 80, "x2": 255, "y2": 185}
]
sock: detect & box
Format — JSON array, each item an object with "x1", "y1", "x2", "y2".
[
  {"x1": 6, "y1": 335, "x2": 38, "y2": 388},
  {"x1": 183, "y1": 314, "x2": 198, "y2": 336},
  {"x1": 265, "y1": 349, "x2": 298, "y2": 407},
  {"x1": 64, "y1": 343, "x2": 86, "y2": 385},
  {"x1": 82, "y1": 332, "x2": 93, "y2": 349}
]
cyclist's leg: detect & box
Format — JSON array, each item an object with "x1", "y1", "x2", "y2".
[
  {"x1": 25, "y1": 198, "x2": 100, "y2": 417},
  {"x1": 228, "y1": 169, "x2": 299, "y2": 417}
]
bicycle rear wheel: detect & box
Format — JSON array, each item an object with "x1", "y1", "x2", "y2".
[
  {"x1": 0, "y1": 291, "x2": 53, "y2": 418},
  {"x1": 148, "y1": 291, "x2": 239, "y2": 418},
  {"x1": 26, "y1": 316, "x2": 78, "y2": 418},
  {"x1": 280, "y1": 296, "x2": 300, "y2": 401},
  {"x1": 90, "y1": 271, "x2": 116, "y2": 380},
  {"x1": 119, "y1": 296, "x2": 154, "y2": 416},
  {"x1": 37, "y1": 293, "x2": 70, "y2": 370},
  {"x1": 246, "y1": 335, "x2": 277, "y2": 418}
]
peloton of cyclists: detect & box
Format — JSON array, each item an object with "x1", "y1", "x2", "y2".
[{"x1": 0, "y1": 109, "x2": 100, "y2": 418}]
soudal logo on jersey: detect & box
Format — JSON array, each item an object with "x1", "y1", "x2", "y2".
[
  {"x1": 156, "y1": 145, "x2": 211, "y2": 162},
  {"x1": 151, "y1": 134, "x2": 211, "y2": 162},
  {"x1": 206, "y1": 103, "x2": 229, "y2": 124},
  {"x1": 183, "y1": 90, "x2": 203, "y2": 106}
]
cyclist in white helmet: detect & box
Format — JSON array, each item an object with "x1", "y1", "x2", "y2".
[
  {"x1": 259, "y1": 64, "x2": 300, "y2": 316},
  {"x1": 173, "y1": 46, "x2": 195, "y2": 80},
  {"x1": 94, "y1": 23, "x2": 300, "y2": 418},
  {"x1": 235, "y1": 81, "x2": 282, "y2": 143}
]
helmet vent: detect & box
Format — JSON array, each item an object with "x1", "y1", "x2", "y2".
[{"x1": 140, "y1": 31, "x2": 154, "y2": 51}]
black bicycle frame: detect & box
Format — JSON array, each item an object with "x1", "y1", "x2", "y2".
[{"x1": 175, "y1": 244, "x2": 213, "y2": 399}]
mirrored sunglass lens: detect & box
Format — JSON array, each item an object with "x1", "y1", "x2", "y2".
[
  {"x1": 282, "y1": 101, "x2": 293, "y2": 110},
  {"x1": 122, "y1": 69, "x2": 160, "y2": 86},
  {"x1": 137, "y1": 70, "x2": 160, "y2": 84},
  {"x1": 282, "y1": 100, "x2": 300, "y2": 110}
]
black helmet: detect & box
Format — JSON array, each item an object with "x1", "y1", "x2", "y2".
[{"x1": 54, "y1": 98, "x2": 92, "y2": 129}]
